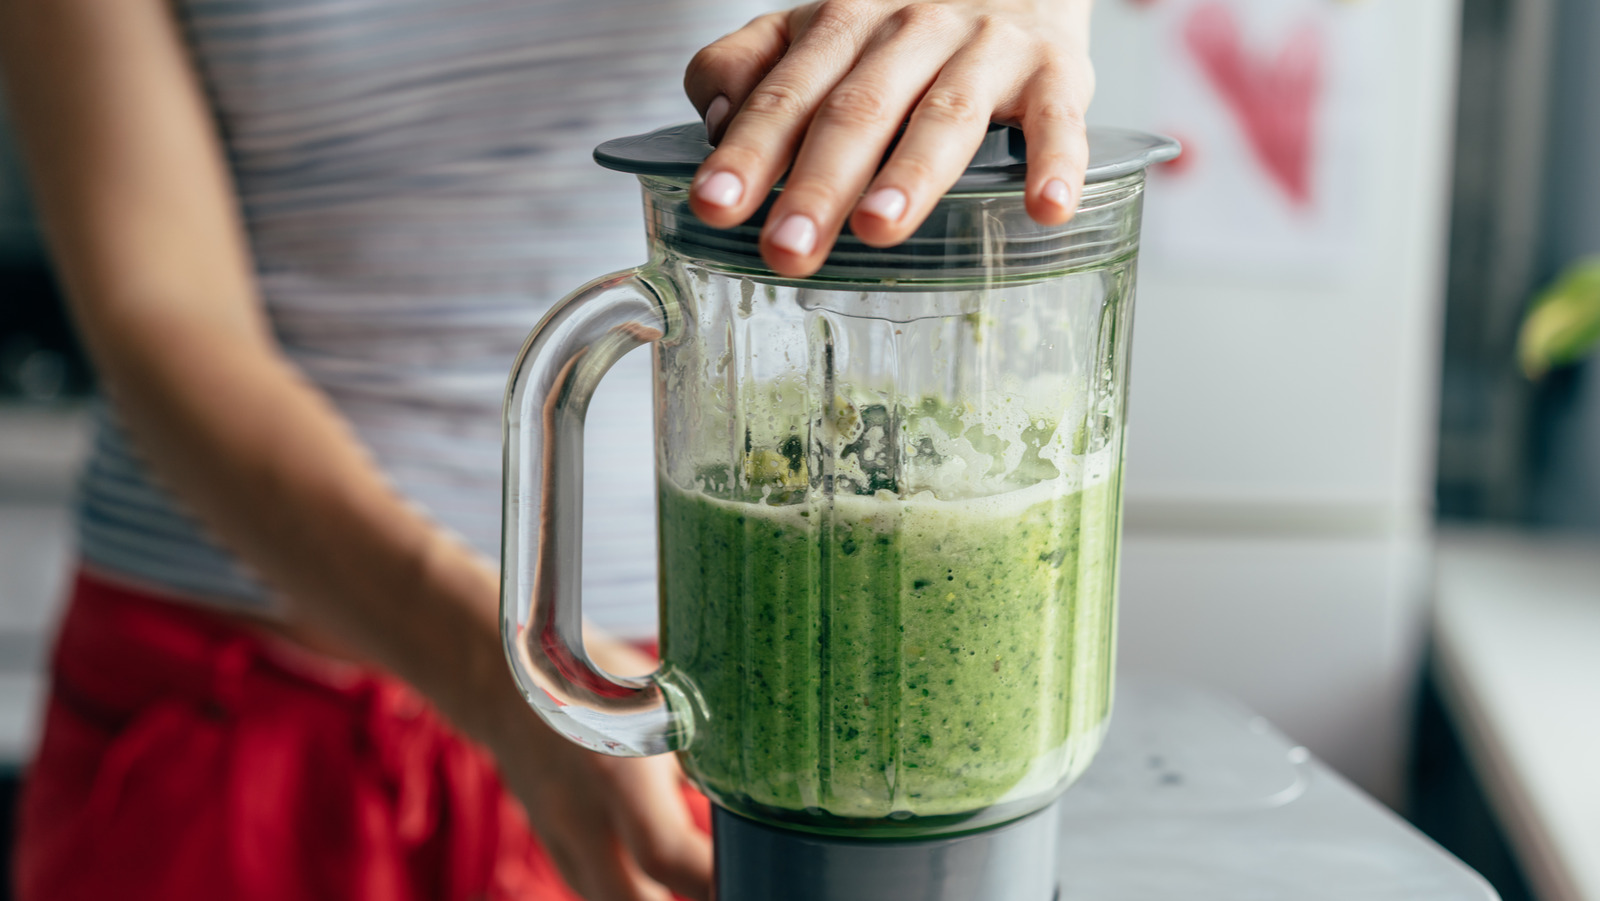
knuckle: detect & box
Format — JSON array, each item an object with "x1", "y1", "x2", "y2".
[
  {"x1": 886, "y1": 152, "x2": 938, "y2": 188},
  {"x1": 1031, "y1": 54, "x2": 1068, "y2": 83},
  {"x1": 1037, "y1": 53, "x2": 1092, "y2": 86},
  {"x1": 819, "y1": 83, "x2": 891, "y2": 127},
  {"x1": 748, "y1": 9, "x2": 785, "y2": 29},
  {"x1": 916, "y1": 88, "x2": 983, "y2": 126},
  {"x1": 782, "y1": 181, "x2": 846, "y2": 217},
  {"x1": 707, "y1": 143, "x2": 767, "y2": 176},
  {"x1": 1032, "y1": 53, "x2": 1096, "y2": 104},
  {"x1": 741, "y1": 80, "x2": 810, "y2": 120},
  {"x1": 972, "y1": 12, "x2": 1024, "y2": 42},
  {"x1": 1030, "y1": 99, "x2": 1087, "y2": 132},
  {"x1": 688, "y1": 41, "x2": 773, "y2": 91},
  {"x1": 687, "y1": 42, "x2": 737, "y2": 80},
  {"x1": 809, "y1": 0, "x2": 868, "y2": 34},
  {"x1": 896, "y1": 158, "x2": 940, "y2": 188},
  {"x1": 891, "y1": 2, "x2": 958, "y2": 32}
]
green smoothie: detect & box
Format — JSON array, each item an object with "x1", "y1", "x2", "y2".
[{"x1": 658, "y1": 468, "x2": 1120, "y2": 834}]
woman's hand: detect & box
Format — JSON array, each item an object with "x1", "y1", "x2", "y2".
[
  {"x1": 684, "y1": 0, "x2": 1094, "y2": 277},
  {"x1": 492, "y1": 634, "x2": 709, "y2": 901},
  {"x1": 494, "y1": 706, "x2": 711, "y2": 901}
]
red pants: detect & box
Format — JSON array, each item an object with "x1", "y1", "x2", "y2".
[{"x1": 14, "y1": 571, "x2": 705, "y2": 900}]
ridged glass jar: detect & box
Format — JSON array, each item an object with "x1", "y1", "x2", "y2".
[{"x1": 502, "y1": 124, "x2": 1174, "y2": 838}]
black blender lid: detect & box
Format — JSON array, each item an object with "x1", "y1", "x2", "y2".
[{"x1": 595, "y1": 121, "x2": 1180, "y2": 191}]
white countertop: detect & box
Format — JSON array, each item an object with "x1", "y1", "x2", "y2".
[
  {"x1": 1433, "y1": 527, "x2": 1600, "y2": 901},
  {"x1": 1056, "y1": 679, "x2": 1494, "y2": 900}
]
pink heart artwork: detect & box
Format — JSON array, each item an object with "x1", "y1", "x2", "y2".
[{"x1": 1183, "y1": 2, "x2": 1324, "y2": 207}]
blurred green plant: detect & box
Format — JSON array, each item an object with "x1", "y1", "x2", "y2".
[{"x1": 1518, "y1": 257, "x2": 1600, "y2": 380}]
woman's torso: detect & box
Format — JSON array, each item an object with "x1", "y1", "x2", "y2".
[{"x1": 77, "y1": 0, "x2": 770, "y2": 639}]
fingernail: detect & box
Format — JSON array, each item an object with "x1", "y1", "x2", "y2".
[
  {"x1": 704, "y1": 95, "x2": 731, "y2": 142},
  {"x1": 858, "y1": 187, "x2": 908, "y2": 223},
  {"x1": 769, "y1": 214, "x2": 818, "y2": 256},
  {"x1": 1043, "y1": 178, "x2": 1072, "y2": 209},
  {"x1": 694, "y1": 170, "x2": 743, "y2": 208}
]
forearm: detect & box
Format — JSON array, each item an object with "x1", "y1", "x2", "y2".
[
  {"x1": 97, "y1": 310, "x2": 518, "y2": 743},
  {"x1": 0, "y1": 0, "x2": 522, "y2": 750}
]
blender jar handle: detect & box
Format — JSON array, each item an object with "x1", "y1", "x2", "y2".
[{"x1": 501, "y1": 267, "x2": 691, "y2": 757}]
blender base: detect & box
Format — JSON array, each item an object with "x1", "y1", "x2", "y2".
[{"x1": 711, "y1": 803, "x2": 1060, "y2": 901}]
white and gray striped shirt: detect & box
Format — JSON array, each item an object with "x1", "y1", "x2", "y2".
[{"x1": 78, "y1": 0, "x2": 769, "y2": 638}]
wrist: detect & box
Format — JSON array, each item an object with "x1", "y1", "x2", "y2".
[{"x1": 385, "y1": 528, "x2": 532, "y2": 751}]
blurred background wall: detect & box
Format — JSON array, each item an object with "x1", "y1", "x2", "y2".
[{"x1": 1089, "y1": 0, "x2": 1459, "y2": 807}]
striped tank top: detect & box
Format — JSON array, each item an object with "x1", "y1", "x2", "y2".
[{"x1": 77, "y1": 0, "x2": 771, "y2": 639}]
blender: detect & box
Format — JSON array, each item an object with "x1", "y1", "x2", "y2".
[{"x1": 502, "y1": 122, "x2": 1177, "y2": 901}]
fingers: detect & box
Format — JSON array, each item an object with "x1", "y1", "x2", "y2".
[
  {"x1": 505, "y1": 711, "x2": 707, "y2": 901},
  {"x1": 754, "y1": 3, "x2": 975, "y2": 275},
  {"x1": 683, "y1": 11, "x2": 792, "y2": 144},
  {"x1": 612, "y1": 757, "x2": 715, "y2": 901},
  {"x1": 540, "y1": 799, "x2": 676, "y2": 901},
  {"x1": 685, "y1": 0, "x2": 1096, "y2": 276},
  {"x1": 688, "y1": 0, "x2": 890, "y2": 231},
  {"x1": 854, "y1": 23, "x2": 1093, "y2": 244},
  {"x1": 848, "y1": 21, "x2": 1017, "y2": 248},
  {"x1": 541, "y1": 756, "x2": 710, "y2": 901},
  {"x1": 1019, "y1": 65, "x2": 1094, "y2": 226}
]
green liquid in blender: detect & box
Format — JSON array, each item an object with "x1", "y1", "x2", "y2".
[{"x1": 658, "y1": 465, "x2": 1120, "y2": 836}]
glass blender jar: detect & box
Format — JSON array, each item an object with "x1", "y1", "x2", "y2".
[{"x1": 503, "y1": 122, "x2": 1177, "y2": 901}]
